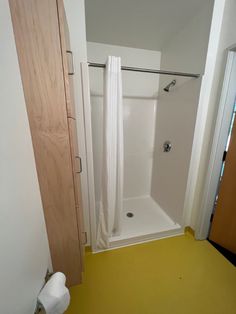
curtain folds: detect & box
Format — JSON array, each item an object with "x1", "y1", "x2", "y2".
[{"x1": 96, "y1": 56, "x2": 124, "y2": 249}]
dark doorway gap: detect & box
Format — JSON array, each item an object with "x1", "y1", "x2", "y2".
[{"x1": 208, "y1": 239, "x2": 236, "y2": 266}]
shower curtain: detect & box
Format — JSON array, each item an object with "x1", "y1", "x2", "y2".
[{"x1": 96, "y1": 56, "x2": 124, "y2": 249}]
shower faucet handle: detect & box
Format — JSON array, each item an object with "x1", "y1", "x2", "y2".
[{"x1": 163, "y1": 141, "x2": 172, "y2": 152}]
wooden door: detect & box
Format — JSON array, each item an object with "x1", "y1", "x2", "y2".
[
  {"x1": 9, "y1": 0, "x2": 84, "y2": 286},
  {"x1": 209, "y1": 114, "x2": 236, "y2": 254}
]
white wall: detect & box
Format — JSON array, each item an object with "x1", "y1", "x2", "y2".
[
  {"x1": 192, "y1": 0, "x2": 236, "y2": 234},
  {"x1": 87, "y1": 42, "x2": 161, "y2": 203},
  {"x1": 151, "y1": 2, "x2": 214, "y2": 224},
  {"x1": 0, "y1": 2, "x2": 51, "y2": 313},
  {"x1": 85, "y1": 0, "x2": 213, "y2": 51},
  {"x1": 63, "y1": 0, "x2": 90, "y2": 243}
]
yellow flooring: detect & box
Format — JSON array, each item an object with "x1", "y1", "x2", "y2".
[{"x1": 66, "y1": 233, "x2": 236, "y2": 314}]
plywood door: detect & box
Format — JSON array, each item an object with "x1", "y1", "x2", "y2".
[
  {"x1": 9, "y1": 0, "x2": 83, "y2": 286},
  {"x1": 209, "y1": 116, "x2": 236, "y2": 254}
]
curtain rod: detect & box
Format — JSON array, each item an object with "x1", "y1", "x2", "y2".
[{"x1": 88, "y1": 62, "x2": 200, "y2": 78}]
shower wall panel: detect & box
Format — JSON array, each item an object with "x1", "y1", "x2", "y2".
[
  {"x1": 151, "y1": 78, "x2": 201, "y2": 224},
  {"x1": 123, "y1": 98, "x2": 156, "y2": 198},
  {"x1": 91, "y1": 96, "x2": 156, "y2": 201},
  {"x1": 151, "y1": 4, "x2": 214, "y2": 224}
]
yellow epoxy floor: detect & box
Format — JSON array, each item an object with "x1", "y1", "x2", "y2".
[{"x1": 66, "y1": 233, "x2": 236, "y2": 314}]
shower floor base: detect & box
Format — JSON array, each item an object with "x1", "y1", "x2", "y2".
[{"x1": 109, "y1": 196, "x2": 183, "y2": 248}]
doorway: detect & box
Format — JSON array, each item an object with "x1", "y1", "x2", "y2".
[
  {"x1": 198, "y1": 49, "x2": 236, "y2": 263},
  {"x1": 208, "y1": 102, "x2": 236, "y2": 265}
]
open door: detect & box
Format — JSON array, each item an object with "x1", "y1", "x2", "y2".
[
  {"x1": 209, "y1": 104, "x2": 236, "y2": 254},
  {"x1": 9, "y1": 0, "x2": 85, "y2": 285}
]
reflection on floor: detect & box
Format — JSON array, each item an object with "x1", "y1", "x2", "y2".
[
  {"x1": 66, "y1": 231, "x2": 236, "y2": 314},
  {"x1": 110, "y1": 196, "x2": 182, "y2": 247}
]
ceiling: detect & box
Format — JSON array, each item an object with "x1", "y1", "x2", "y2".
[{"x1": 85, "y1": 0, "x2": 213, "y2": 51}]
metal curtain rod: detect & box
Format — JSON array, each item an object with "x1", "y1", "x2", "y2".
[{"x1": 88, "y1": 62, "x2": 200, "y2": 78}]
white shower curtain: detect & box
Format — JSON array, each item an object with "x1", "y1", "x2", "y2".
[{"x1": 96, "y1": 56, "x2": 124, "y2": 249}]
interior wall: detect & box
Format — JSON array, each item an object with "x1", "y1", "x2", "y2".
[
  {"x1": 151, "y1": 2, "x2": 214, "y2": 224},
  {"x1": 85, "y1": 0, "x2": 214, "y2": 52},
  {"x1": 0, "y1": 2, "x2": 51, "y2": 313},
  {"x1": 87, "y1": 42, "x2": 161, "y2": 204},
  {"x1": 192, "y1": 0, "x2": 236, "y2": 234}
]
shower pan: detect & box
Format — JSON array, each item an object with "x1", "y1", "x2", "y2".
[{"x1": 111, "y1": 196, "x2": 181, "y2": 247}]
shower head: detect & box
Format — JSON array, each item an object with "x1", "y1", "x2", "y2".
[{"x1": 163, "y1": 79, "x2": 176, "y2": 92}]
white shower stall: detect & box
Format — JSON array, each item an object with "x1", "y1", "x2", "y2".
[
  {"x1": 87, "y1": 43, "x2": 182, "y2": 248},
  {"x1": 83, "y1": 0, "x2": 215, "y2": 250}
]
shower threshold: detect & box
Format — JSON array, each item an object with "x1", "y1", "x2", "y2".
[{"x1": 109, "y1": 196, "x2": 183, "y2": 248}]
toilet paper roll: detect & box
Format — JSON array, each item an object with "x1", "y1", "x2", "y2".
[{"x1": 38, "y1": 272, "x2": 70, "y2": 314}]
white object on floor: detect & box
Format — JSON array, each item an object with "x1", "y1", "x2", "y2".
[
  {"x1": 96, "y1": 56, "x2": 124, "y2": 249},
  {"x1": 110, "y1": 196, "x2": 182, "y2": 247},
  {"x1": 37, "y1": 272, "x2": 70, "y2": 314}
]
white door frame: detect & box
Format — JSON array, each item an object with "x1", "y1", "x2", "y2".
[
  {"x1": 195, "y1": 49, "x2": 236, "y2": 239},
  {"x1": 181, "y1": 0, "x2": 226, "y2": 228}
]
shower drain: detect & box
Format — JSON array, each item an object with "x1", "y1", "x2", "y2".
[{"x1": 126, "y1": 212, "x2": 134, "y2": 218}]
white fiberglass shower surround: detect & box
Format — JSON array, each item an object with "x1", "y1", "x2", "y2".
[
  {"x1": 83, "y1": 42, "x2": 203, "y2": 251},
  {"x1": 79, "y1": 0, "x2": 215, "y2": 252}
]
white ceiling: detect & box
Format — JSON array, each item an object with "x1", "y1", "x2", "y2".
[{"x1": 85, "y1": 0, "x2": 213, "y2": 51}]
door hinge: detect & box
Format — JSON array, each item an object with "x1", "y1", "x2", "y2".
[
  {"x1": 222, "y1": 150, "x2": 227, "y2": 162},
  {"x1": 210, "y1": 213, "x2": 214, "y2": 223},
  {"x1": 83, "y1": 231, "x2": 87, "y2": 245}
]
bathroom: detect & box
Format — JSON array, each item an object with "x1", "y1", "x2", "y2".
[{"x1": 2, "y1": 0, "x2": 236, "y2": 314}]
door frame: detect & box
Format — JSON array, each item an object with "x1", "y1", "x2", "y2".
[{"x1": 195, "y1": 49, "x2": 236, "y2": 239}]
